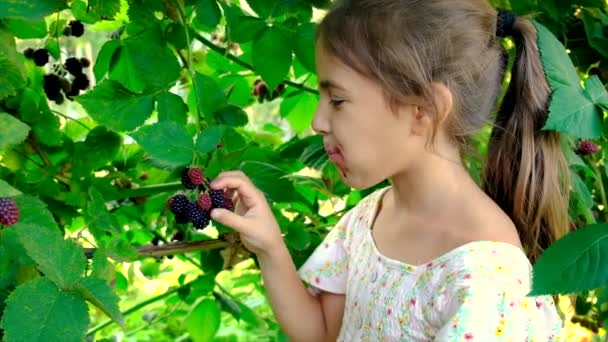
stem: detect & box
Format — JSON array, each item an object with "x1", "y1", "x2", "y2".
[
  {"x1": 51, "y1": 110, "x2": 91, "y2": 130},
  {"x1": 86, "y1": 280, "x2": 193, "y2": 336},
  {"x1": 84, "y1": 239, "x2": 230, "y2": 259},
  {"x1": 27, "y1": 135, "x2": 52, "y2": 166},
  {"x1": 104, "y1": 182, "x2": 183, "y2": 201},
  {"x1": 191, "y1": 32, "x2": 319, "y2": 95}
]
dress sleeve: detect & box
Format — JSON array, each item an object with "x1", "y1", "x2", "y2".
[
  {"x1": 433, "y1": 270, "x2": 563, "y2": 341},
  {"x1": 297, "y1": 210, "x2": 354, "y2": 296}
]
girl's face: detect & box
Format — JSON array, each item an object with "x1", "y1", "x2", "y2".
[{"x1": 312, "y1": 43, "x2": 427, "y2": 189}]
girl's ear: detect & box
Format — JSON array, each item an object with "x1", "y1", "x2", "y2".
[{"x1": 420, "y1": 82, "x2": 454, "y2": 126}]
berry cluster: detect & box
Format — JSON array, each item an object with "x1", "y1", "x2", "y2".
[
  {"x1": 252, "y1": 79, "x2": 286, "y2": 103},
  {"x1": 166, "y1": 167, "x2": 234, "y2": 231},
  {"x1": 577, "y1": 140, "x2": 600, "y2": 155},
  {"x1": 22, "y1": 20, "x2": 90, "y2": 105},
  {"x1": 0, "y1": 198, "x2": 19, "y2": 226}
]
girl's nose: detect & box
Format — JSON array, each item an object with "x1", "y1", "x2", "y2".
[{"x1": 311, "y1": 104, "x2": 330, "y2": 135}]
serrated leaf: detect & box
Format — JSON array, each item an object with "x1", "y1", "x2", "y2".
[
  {"x1": 71, "y1": 0, "x2": 99, "y2": 23},
  {"x1": 94, "y1": 40, "x2": 121, "y2": 81},
  {"x1": 0, "y1": 0, "x2": 68, "y2": 20},
  {"x1": 530, "y1": 224, "x2": 608, "y2": 295},
  {"x1": 86, "y1": 188, "x2": 121, "y2": 242},
  {"x1": 74, "y1": 126, "x2": 122, "y2": 174},
  {"x1": 226, "y1": 15, "x2": 266, "y2": 43},
  {"x1": 286, "y1": 224, "x2": 310, "y2": 250},
  {"x1": 0, "y1": 179, "x2": 21, "y2": 197},
  {"x1": 77, "y1": 80, "x2": 155, "y2": 132},
  {"x1": 195, "y1": 0, "x2": 221, "y2": 28},
  {"x1": 1, "y1": 278, "x2": 88, "y2": 342},
  {"x1": 241, "y1": 161, "x2": 299, "y2": 203},
  {"x1": 194, "y1": 73, "x2": 227, "y2": 117},
  {"x1": 5, "y1": 18, "x2": 47, "y2": 38},
  {"x1": 253, "y1": 27, "x2": 292, "y2": 91},
  {"x1": 14, "y1": 194, "x2": 58, "y2": 231},
  {"x1": 89, "y1": 0, "x2": 120, "y2": 18},
  {"x1": 533, "y1": 20, "x2": 581, "y2": 89},
  {"x1": 0, "y1": 28, "x2": 27, "y2": 100},
  {"x1": 15, "y1": 223, "x2": 86, "y2": 289},
  {"x1": 584, "y1": 75, "x2": 608, "y2": 106},
  {"x1": 292, "y1": 23, "x2": 316, "y2": 73},
  {"x1": 156, "y1": 91, "x2": 188, "y2": 125},
  {"x1": 214, "y1": 105, "x2": 248, "y2": 127},
  {"x1": 542, "y1": 86, "x2": 603, "y2": 139},
  {"x1": 196, "y1": 126, "x2": 224, "y2": 154},
  {"x1": 572, "y1": 170, "x2": 593, "y2": 210},
  {"x1": 31, "y1": 108, "x2": 63, "y2": 146},
  {"x1": 77, "y1": 277, "x2": 124, "y2": 326},
  {"x1": 581, "y1": 9, "x2": 608, "y2": 58},
  {"x1": 131, "y1": 122, "x2": 194, "y2": 166},
  {"x1": 187, "y1": 298, "x2": 221, "y2": 342},
  {"x1": 0, "y1": 112, "x2": 29, "y2": 150},
  {"x1": 91, "y1": 249, "x2": 114, "y2": 282}
]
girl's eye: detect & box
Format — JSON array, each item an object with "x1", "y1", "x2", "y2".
[{"x1": 330, "y1": 99, "x2": 344, "y2": 107}]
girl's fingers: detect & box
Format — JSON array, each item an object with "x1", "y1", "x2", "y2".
[
  {"x1": 210, "y1": 172, "x2": 262, "y2": 207},
  {"x1": 210, "y1": 208, "x2": 249, "y2": 233}
]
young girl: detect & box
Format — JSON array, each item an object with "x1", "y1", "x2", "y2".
[{"x1": 209, "y1": 0, "x2": 569, "y2": 340}]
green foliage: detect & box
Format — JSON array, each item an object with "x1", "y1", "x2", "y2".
[{"x1": 0, "y1": 0, "x2": 607, "y2": 340}]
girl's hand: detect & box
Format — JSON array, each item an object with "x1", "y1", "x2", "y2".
[{"x1": 209, "y1": 171, "x2": 283, "y2": 257}]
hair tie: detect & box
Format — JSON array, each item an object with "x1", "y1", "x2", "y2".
[{"x1": 496, "y1": 10, "x2": 517, "y2": 38}]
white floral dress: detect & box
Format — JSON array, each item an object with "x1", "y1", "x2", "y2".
[{"x1": 297, "y1": 187, "x2": 563, "y2": 341}]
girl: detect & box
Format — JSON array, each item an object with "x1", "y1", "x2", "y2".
[{"x1": 209, "y1": 0, "x2": 568, "y2": 340}]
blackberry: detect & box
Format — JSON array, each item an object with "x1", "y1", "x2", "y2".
[
  {"x1": 172, "y1": 230, "x2": 185, "y2": 241},
  {"x1": 197, "y1": 193, "x2": 212, "y2": 211},
  {"x1": 80, "y1": 57, "x2": 91, "y2": 68},
  {"x1": 54, "y1": 93, "x2": 65, "y2": 105},
  {"x1": 69, "y1": 20, "x2": 85, "y2": 37},
  {"x1": 65, "y1": 57, "x2": 83, "y2": 76},
  {"x1": 187, "y1": 167, "x2": 204, "y2": 185},
  {"x1": 60, "y1": 78, "x2": 71, "y2": 93},
  {"x1": 223, "y1": 198, "x2": 234, "y2": 211},
  {"x1": 180, "y1": 168, "x2": 197, "y2": 189},
  {"x1": 32, "y1": 49, "x2": 49, "y2": 66},
  {"x1": 175, "y1": 212, "x2": 189, "y2": 224},
  {"x1": 43, "y1": 74, "x2": 62, "y2": 100},
  {"x1": 578, "y1": 140, "x2": 600, "y2": 155},
  {"x1": 209, "y1": 189, "x2": 225, "y2": 208},
  {"x1": 167, "y1": 194, "x2": 189, "y2": 215},
  {"x1": 188, "y1": 206, "x2": 210, "y2": 229},
  {"x1": 23, "y1": 48, "x2": 34, "y2": 59},
  {"x1": 73, "y1": 73, "x2": 89, "y2": 90},
  {"x1": 0, "y1": 198, "x2": 19, "y2": 226},
  {"x1": 62, "y1": 26, "x2": 72, "y2": 36},
  {"x1": 65, "y1": 84, "x2": 80, "y2": 98}
]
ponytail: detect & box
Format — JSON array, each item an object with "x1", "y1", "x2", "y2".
[{"x1": 482, "y1": 16, "x2": 570, "y2": 264}]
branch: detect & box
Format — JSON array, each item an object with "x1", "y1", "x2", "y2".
[
  {"x1": 104, "y1": 182, "x2": 183, "y2": 201},
  {"x1": 191, "y1": 31, "x2": 319, "y2": 95},
  {"x1": 84, "y1": 238, "x2": 230, "y2": 259},
  {"x1": 27, "y1": 135, "x2": 52, "y2": 167}
]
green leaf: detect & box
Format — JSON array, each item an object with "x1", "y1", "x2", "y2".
[
  {"x1": 0, "y1": 179, "x2": 21, "y2": 197},
  {"x1": 15, "y1": 223, "x2": 86, "y2": 289},
  {"x1": 280, "y1": 92, "x2": 317, "y2": 134},
  {"x1": 0, "y1": 0, "x2": 68, "y2": 20},
  {"x1": 542, "y1": 86, "x2": 603, "y2": 138},
  {"x1": 253, "y1": 26, "x2": 292, "y2": 91},
  {"x1": 109, "y1": 24, "x2": 180, "y2": 92},
  {"x1": 86, "y1": 188, "x2": 121, "y2": 242},
  {"x1": 194, "y1": 73, "x2": 227, "y2": 117},
  {"x1": 0, "y1": 277, "x2": 89, "y2": 342},
  {"x1": 94, "y1": 40, "x2": 121, "y2": 81},
  {"x1": 89, "y1": 0, "x2": 121, "y2": 18},
  {"x1": 131, "y1": 121, "x2": 194, "y2": 167},
  {"x1": 584, "y1": 75, "x2": 608, "y2": 106},
  {"x1": 214, "y1": 105, "x2": 248, "y2": 127},
  {"x1": 5, "y1": 18, "x2": 47, "y2": 38},
  {"x1": 286, "y1": 224, "x2": 311, "y2": 250},
  {"x1": 196, "y1": 126, "x2": 224, "y2": 154},
  {"x1": 31, "y1": 108, "x2": 62, "y2": 146},
  {"x1": 44, "y1": 38, "x2": 60, "y2": 59},
  {"x1": 533, "y1": 20, "x2": 581, "y2": 89},
  {"x1": 77, "y1": 80, "x2": 155, "y2": 132},
  {"x1": 195, "y1": 0, "x2": 221, "y2": 28},
  {"x1": 572, "y1": 170, "x2": 594, "y2": 210},
  {"x1": 581, "y1": 9, "x2": 608, "y2": 58},
  {"x1": 292, "y1": 23, "x2": 316, "y2": 73},
  {"x1": 0, "y1": 28, "x2": 27, "y2": 100},
  {"x1": 0, "y1": 112, "x2": 29, "y2": 149},
  {"x1": 156, "y1": 91, "x2": 188, "y2": 125},
  {"x1": 530, "y1": 224, "x2": 608, "y2": 295},
  {"x1": 77, "y1": 277, "x2": 124, "y2": 326},
  {"x1": 241, "y1": 161, "x2": 299, "y2": 203},
  {"x1": 226, "y1": 15, "x2": 266, "y2": 43},
  {"x1": 74, "y1": 126, "x2": 122, "y2": 174},
  {"x1": 71, "y1": 0, "x2": 99, "y2": 24},
  {"x1": 187, "y1": 298, "x2": 221, "y2": 342},
  {"x1": 91, "y1": 249, "x2": 114, "y2": 282},
  {"x1": 14, "y1": 195, "x2": 58, "y2": 231}
]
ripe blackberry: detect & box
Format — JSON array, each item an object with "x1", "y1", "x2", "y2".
[
  {"x1": 0, "y1": 198, "x2": 19, "y2": 226},
  {"x1": 197, "y1": 193, "x2": 212, "y2": 210},
  {"x1": 223, "y1": 198, "x2": 234, "y2": 211},
  {"x1": 188, "y1": 206, "x2": 210, "y2": 229},
  {"x1": 181, "y1": 168, "x2": 196, "y2": 189},
  {"x1": 209, "y1": 189, "x2": 225, "y2": 208},
  {"x1": 175, "y1": 212, "x2": 189, "y2": 224},
  {"x1": 167, "y1": 194, "x2": 189, "y2": 215},
  {"x1": 60, "y1": 78, "x2": 71, "y2": 93},
  {"x1": 73, "y1": 73, "x2": 89, "y2": 90},
  {"x1": 54, "y1": 93, "x2": 65, "y2": 105},
  {"x1": 65, "y1": 84, "x2": 80, "y2": 98},
  {"x1": 62, "y1": 26, "x2": 72, "y2": 36},
  {"x1": 32, "y1": 49, "x2": 49, "y2": 66},
  {"x1": 69, "y1": 20, "x2": 85, "y2": 37},
  {"x1": 23, "y1": 48, "x2": 34, "y2": 59},
  {"x1": 65, "y1": 57, "x2": 83, "y2": 76},
  {"x1": 187, "y1": 167, "x2": 204, "y2": 185},
  {"x1": 43, "y1": 74, "x2": 62, "y2": 100},
  {"x1": 80, "y1": 57, "x2": 91, "y2": 68},
  {"x1": 578, "y1": 140, "x2": 600, "y2": 155}
]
